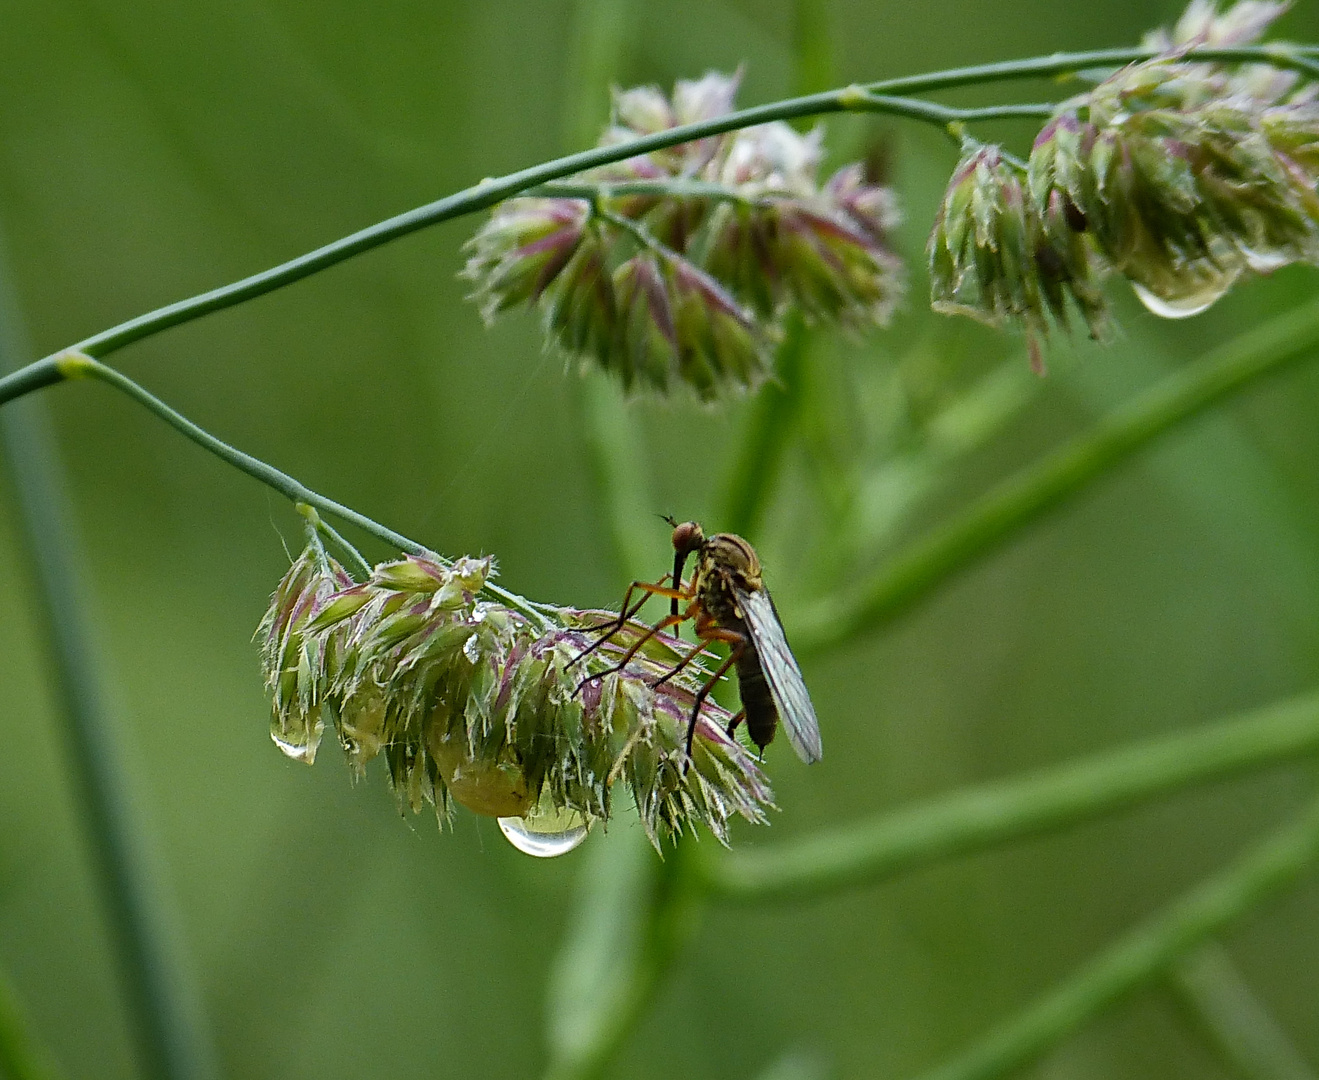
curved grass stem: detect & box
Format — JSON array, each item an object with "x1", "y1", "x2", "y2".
[
  {"x1": 792, "y1": 296, "x2": 1319, "y2": 656},
  {"x1": 5, "y1": 47, "x2": 1301, "y2": 366},
  {"x1": 0, "y1": 352, "x2": 551, "y2": 628},
  {"x1": 907, "y1": 795, "x2": 1319, "y2": 1080},
  {"x1": 702, "y1": 688, "x2": 1319, "y2": 902}
]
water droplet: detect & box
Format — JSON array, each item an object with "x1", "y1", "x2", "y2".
[
  {"x1": 1131, "y1": 276, "x2": 1235, "y2": 320},
  {"x1": 498, "y1": 804, "x2": 591, "y2": 857},
  {"x1": 1242, "y1": 247, "x2": 1289, "y2": 274},
  {"x1": 271, "y1": 732, "x2": 317, "y2": 763}
]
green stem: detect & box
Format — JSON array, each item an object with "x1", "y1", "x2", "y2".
[
  {"x1": 702, "y1": 688, "x2": 1319, "y2": 902},
  {"x1": 908, "y1": 795, "x2": 1319, "y2": 1080},
  {"x1": 0, "y1": 355, "x2": 62, "y2": 402},
  {"x1": 870, "y1": 45, "x2": 1319, "y2": 95},
  {"x1": 0, "y1": 971, "x2": 64, "y2": 1080},
  {"x1": 535, "y1": 180, "x2": 755, "y2": 205},
  {"x1": 720, "y1": 313, "x2": 809, "y2": 539},
  {"x1": 791, "y1": 295, "x2": 1319, "y2": 656},
  {"x1": 0, "y1": 263, "x2": 215, "y2": 1080},
  {"x1": 593, "y1": 206, "x2": 695, "y2": 273},
  {"x1": 538, "y1": 103, "x2": 1055, "y2": 205},
  {"x1": 1169, "y1": 943, "x2": 1318, "y2": 1080},
  {"x1": 8, "y1": 47, "x2": 1299, "y2": 365},
  {"x1": 845, "y1": 93, "x2": 1058, "y2": 128},
  {"x1": 295, "y1": 503, "x2": 372, "y2": 578},
  {"x1": 2, "y1": 352, "x2": 551, "y2": 627},
  {"x1": 544, "y1": 842, "x2": 703, "y2": 1080}
]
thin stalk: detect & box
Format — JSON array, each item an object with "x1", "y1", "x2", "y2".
[
  {"x1": 544, "y1": 843, "x2": 703, "y2": 1080},
  {"x1": 868, "y1": 45, "x2": 1319, "y2": 95},
  {"x1": 842, "y1": 92, "x2": 1058, "y2": 129},
  {"x1": 717, "y1": 0, "x2": 833, "y2": 542},
  {"x1": 0, "y1": 258, "x2": 216, "y2": 1080},
  {"x1": 908, "y1": 795, "x2": 1319, "y2": 1080},
  {"x1": 720, "y1": 313, "x2": 809, "y2": 539},
  {"x1": 0, "y1": 47, "x2": 1295, "y2": 366},
  {"x1": 534, "y1": 180, "x2": 756, "y2": 205},
  {"x1": 0, "y1": 971, "x2": 64, "y2": 1080},
  {"x1": 1169, "y1": 943, "x2": 1318, "y2": 1080},
  {"x1": 294, "y1": 503, "x2": 372, "y2": 579},
  {"x1": 2, "y1": 352, "x2": 551, "y2": 628},
  {"x1": 593, "y1": 206, "x2": 691, "y2": 268},
  {"x1": 791, "y1": 294, "x2": 1319, "y2": 656},
  {"x1": 702, "y1": 687, "x2": 1319, "y2": 902}
]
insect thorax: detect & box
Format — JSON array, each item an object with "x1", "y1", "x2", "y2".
[
  {"x1": 698, "y1": 566, "x2": 745, "y2": 628},
  {"x1": 697, "y1": 534, "x2": 762, "y2": 629}
]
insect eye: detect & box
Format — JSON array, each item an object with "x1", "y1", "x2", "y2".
[{"x1": 671, "y1": 520, "x2": 704, "y2": 554}]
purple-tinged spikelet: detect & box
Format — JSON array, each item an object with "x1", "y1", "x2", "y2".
[
  {"x1": 462, "y1": 71, "x2": 903, "y2": 398},
  {"x1": 258, "y1": 547, "x2": 775, "y2": 847}
]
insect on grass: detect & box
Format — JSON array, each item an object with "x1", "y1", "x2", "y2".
[{"x1": 572, "y1": 519, "x2": 822, "y2": 764}]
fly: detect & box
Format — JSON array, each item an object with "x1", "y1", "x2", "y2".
[{"x1": 572, "y1": 519, "x2": 822, "y2": 764}]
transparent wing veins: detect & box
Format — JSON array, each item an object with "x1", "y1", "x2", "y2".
[{"x1": 736, "y1": 585, "x2": 823, "y2": 764}]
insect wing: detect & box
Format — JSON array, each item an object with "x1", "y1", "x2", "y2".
[{"x1": 736, "y1": 585, "x2": 823, "y2": 763}]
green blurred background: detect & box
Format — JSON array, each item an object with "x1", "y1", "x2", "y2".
[{"x1": 2, "y1": 1, "x2": 1319, "y2": 1077}]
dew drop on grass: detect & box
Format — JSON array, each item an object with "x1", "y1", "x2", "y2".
[
  {"x1": 271, "y1": 733, "x2": 316, "y2": 763},
  {"x1": 1131, "y1": 277, "x2": 1234, "y2": 319},
  {"x1": 498, "y1": 804, "x2": 591, "y2": 857}
]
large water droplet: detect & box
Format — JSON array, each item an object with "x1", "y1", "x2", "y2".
[
  {"x1": 1241, "y1": 247, "x2": 1290, "y2": 274},
  {"x1": 271, "y1": 732, "x2": 317, "y2": 763},
  {"x1": 498, "y1": 804, "x2": 591, "y2": 857},
  {"x1": 1131, "y1": 277, "x2": 1235, "y2": 320}
]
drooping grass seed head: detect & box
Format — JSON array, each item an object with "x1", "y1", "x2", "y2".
[
  {"x1": 1060, "y1": 57, "x2": 1319, "y2": 316},
  {"x1": 256, "y1": 548, "x2": 358, "y2": 764},
  {"x1": 668, "y1": 259, "x2": 768, "y2": 398},
  {"x1": 540, "y1": 226, "x2": 619, "y2": 366},
  {"x1": 257, "y1": 547, "x2": 776, "y2": 848},
  {"x1": 931, "y1": 140, "x2": 1109, "y2": 346},
  {"x1": 599, "y1": 71, "x2": 742, "y2": 179},
  {"x1": 461, "y1": 70, "x2": 905, "y2": 399},
  {"x1": 462, "y1": 199, "x2": 589, "y2": 321},
  {"x1": 1143, "y1": 0, "x2": 1290, "y2": 51}
]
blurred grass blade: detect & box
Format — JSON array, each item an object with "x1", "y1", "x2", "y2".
[
  {"x1": 720, "y1": 0, "x2": 835, "y2": 540},
  {"x1": 827, "y1": 356, "x2": 1037, "y2": 575},
  {"x1": 579, "y1": 374, "x2": 665, "y2": 582},
  {"x1": 560, "y1": 0, "x2": 633, "y2": 149},
  {"x1": 721, "y1": 314, "x2": 809, "y2": 539},
  {"x1": 545, "y1": 826, "x2": 654, "y2": 1072},
  {"x1": 793, "y1": 296, "x2": 1319, "y2": 655},
  {"x1": 0, "y1": 971, "x2": 63, "y2": 1080},
  {"x1": 704, "y1": 688, "x2": 1319, "y2": 902},
  {"x1": 792, "y1": 0, "x2": 833, "y2": 98},
  {"x1": 1170, "y1": 942, "x2": 1317, "y2": 1080},
  {"x1": 908, "y1": 795, "x2": 1319, "y2": 1080},
  {"x1": 754, "y1": 1048, "x2": 832, "y2": 1080},
  {"x1": 544, "y1": 837, "x2": 702, "y2": 1080},
  {"x1": 0, "y1": 243, "x2": 217, "y2": 1080}
]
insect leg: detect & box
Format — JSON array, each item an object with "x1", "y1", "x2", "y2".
[
  {"x1": 684, "y1": 634, "x2": 747, "y2": 761},
  {"x1": 651, "y1": 621, "x2": 742, "y2": 689},
  {"x1": 572, "y1": 611, "x2": 687, "y2": 696},
  {"x1": 568, "y1": 578, "x2": 685, "y2": 670},
  {"x1": 726, "y1": 709, "x2": 746, "y2": 738},
  {"x1": 580, "y1": 575, "x2": 669, "y2": 634}
]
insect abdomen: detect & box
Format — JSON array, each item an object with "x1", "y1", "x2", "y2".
[{"x1": 736, "y1": 644, "x2": 778, "y2": 752}]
